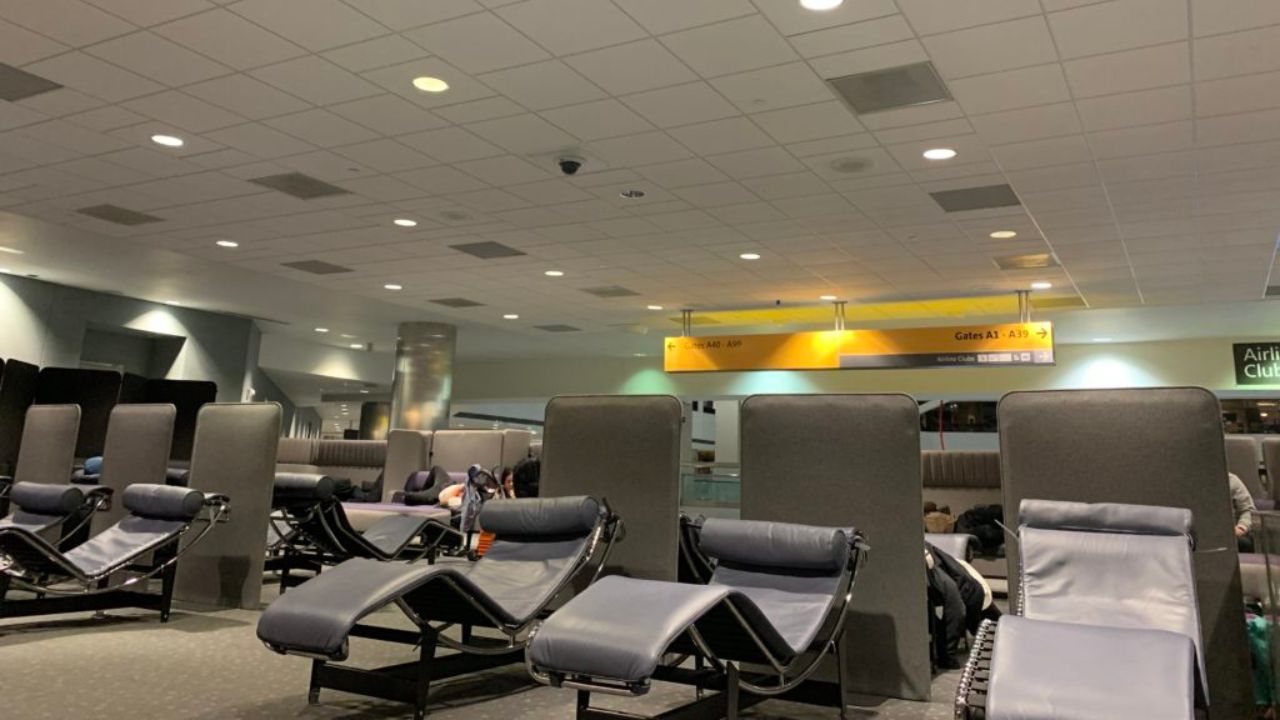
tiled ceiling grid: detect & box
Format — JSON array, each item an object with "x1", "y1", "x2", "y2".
[{"x1": 0, "y1": 0, "x2": 1278, "y2": 335}]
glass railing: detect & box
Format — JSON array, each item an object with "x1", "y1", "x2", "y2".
[{"x1": 679, "y1": 463, "x2": 741, "y2": 519}]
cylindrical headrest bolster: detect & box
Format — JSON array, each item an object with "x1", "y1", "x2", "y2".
[
  {"x1": 1019, "y1": 499, "x2": 1192, "y2": 537},
  {"x1": 699, "y1": 518, "x2": 850, "y2": 572},
  {"x1": 11, "y1": 482, "x2": 84, "y2": 515},
  {"x1": 274, "y1": 473, "x2": 336, "y2": 504},
  {"x1": 123, "y1": 484, "x2": 204, "y2": 520},
  {"x1": 479, "y1": 496, "x2": 600, "y2": 536}
]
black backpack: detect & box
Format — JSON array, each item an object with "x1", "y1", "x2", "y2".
[{"x1": 955, "y1": 504, "x2": 1004, "y2": 554}]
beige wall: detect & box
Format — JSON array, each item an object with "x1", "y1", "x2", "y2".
[{"x1": 456, "y1": 337, "x2": 1273, "y2": 400}]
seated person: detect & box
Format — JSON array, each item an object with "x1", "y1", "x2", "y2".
[
  {"x1": 924, "y1": 501, "x2": 956, "y2": 533},
  {"x1": 1231, "y1": 472, "x2": 1257, "y2": 552}
]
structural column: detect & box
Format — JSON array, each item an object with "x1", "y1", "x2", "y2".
[{"x1": 390, "y1": 322, "x2": 456, "y2": 431}]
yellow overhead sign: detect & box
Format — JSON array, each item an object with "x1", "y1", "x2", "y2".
[{"x1": 664, "y1": 322, "x2": 1054, "y2": 373}]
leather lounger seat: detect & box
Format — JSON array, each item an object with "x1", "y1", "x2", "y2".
[
  {"x1": 268, "y1": 473, "x2": 454, "y2": 587},
  {"x1": 527, "y1": 517, "x2": 867, "y2": 720},
  {"x1": 257, "y1": 495, "x2": 617, "y2": 720},
  {"x1": 956, "y1": 499, "x2": 1206, "y2": 720},
  {"x1": 0, "y1": 483, "x2": 229, "y2": 621}
]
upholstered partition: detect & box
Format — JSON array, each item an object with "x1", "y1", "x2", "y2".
[
  {"x1": 14, "y1": 404, "x2": 80, "y2": 485},
  {"x1": 539, "y1": 395, "x2": 683, "y2": 581},
  {"x1": 999, "y1": 388, "x2": 1250, "y2": 718},
  {"x1": 34, "y1": 367, "x2": 122, "y2": 458},
  {"x1": 1225, "y1": 435, "x2": 1264, "y2": 500},
  {"x1": 921, "y1": 450, "x2": 1002, "y2": 514},
  {"x1": 314, "y1": 439, "x2": 386, "y2": 488},
  {"x1": 176, "y1": 403, "x2": 280, "y2": 609},
  {"x1": 432, "y1": 430, "x2": 504, "y2": 471},
  {"x1": 91, "y1": 404, "x2": 175, "y2": 533},
  {"x1": 1264, "y1": 438, "x2": 1280, "y2": 502},
  {"x1": 275, "y1": 437, "x2": 317, "y2": 470},
  {"x1": 380, "y1": 430, "x2": 431, "y2": 502},
  {"x1": 740, "y1": 394, "x2": 929, "y2": 702},
  {"x1": 499, "y1": 429, "x2": 533, "y2": 467},
  {"x1": 0, "y1": 358, "x2": 37, "y2": 473}
]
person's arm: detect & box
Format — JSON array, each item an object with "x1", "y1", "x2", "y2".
[{"x1": 1229, "y1": 473, "x2": 1255, "y2": 535}]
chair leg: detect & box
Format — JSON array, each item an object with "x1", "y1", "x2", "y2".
[
  {"x1": 415, "y1": 625, "x2": 438, "y2": 719},
  {"x1": 694, "y1": 653, "x2": 705, "y2": 699},
  {"x1": 725, "y1": 662, "x2": 740, "y2": 720},
  {"x1": 308, "y1": 659, "x2": 323, "y2": 704},
  {"x1": 576, "y1": 689, "x2": 591, "y2": 719},
  {"x1": 157, "y1": 544, "x2": 178, "y2": 622},
  {"x1": 833, "y1": 638, "x2": 849, "y2": 720}
]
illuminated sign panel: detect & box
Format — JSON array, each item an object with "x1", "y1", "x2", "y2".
[{"x1": 664, "y1": 322, "x2": 1054, "y2": 373}]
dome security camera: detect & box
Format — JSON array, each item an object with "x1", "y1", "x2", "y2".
[{"x1": 557, "y1": 156, "x2": 584, "y2": 176}]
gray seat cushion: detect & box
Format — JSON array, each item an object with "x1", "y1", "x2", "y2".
[{"x1": 988, "y1": 615, "x2": 1195, "y2": 720}]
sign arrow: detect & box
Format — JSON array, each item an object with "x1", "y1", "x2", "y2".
[{"x1": 1037, "y1": 328, "x2": 1047, "y2": 339}]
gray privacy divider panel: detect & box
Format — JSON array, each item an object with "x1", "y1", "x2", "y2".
[
  {"x1": 1224, "y1": 435, "x2": 1263, "y2": 499},
  {"x1": 14, "y1": 404, "x2": 80, "y2": 484},
  {"x1": 175, "y1": 403, "x2": 280, "y2": 609},
  {"x1": 998, "y1": 388, "x2": 1251, "y2": 720},
  {"x1": 92, "y1": 404, "x2": 175, "y2": 534},
  {"x1": 538, "y1": 395, "x2": 682, "y2": 581},
  {"x1": 739, "y1": 394, "x2": 929, "y2": 702}
]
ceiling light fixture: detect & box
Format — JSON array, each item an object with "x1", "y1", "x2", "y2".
[
  {"x1": 647, "y1": 304, "x2": 664, "y2": 310},
  {"x1": 544, "y1": 270, "x2": 564, "y2": 277},
  {"x1": 393, "y1": 218, "x2": 417, "y2": 227},
  {"x1": 164, "y1": 300, "x2": 181, "y2": 306},
  {"x1": 619, "y1": 189, "x2": 646, "y2": 199},
  {"x1": 384, "y1": 283, "x2": 403, "y2": 290},
  {"x1": 150, "y1": 134, "x2": 184, "y2": 148},
  {"x1": 0, "y1": 246, "x2": 23, "y2": 255},
  {"x1": 360, "y1": 389, "x2": 370, "y2": 394},
  {"x1": 412, "y1": 76, "x2": 449, "y2": 93},
  {"x1": 739, "y1": 252, "x2": 761, "y2": 260},
  {"x1": 503, "y1": 313, "x2": 519, "y2": 320},
  {"x1": 1030, "y1": 281, "x2": 1052, "y2": 290},
  {"x1": 800, "y1": 0, "x2": 843, "y2": 9},
  {"x1": 989, "y1": 230, "x2": 1017, "y2": 239},
  {"x1": 349, "y1": 343, "x2": 363, "y2": 349},
  {"x1": 922, "y1": 147, "x2": 957, "y2": 160},
  {"x1": 1092, "y1": 337, "x2": 1113, "y2": 343},
  {"x1": 315, "y1": 327, "x2": 329, "y2": 333},
  {"x1": 215, "y1": 239, "x2": 239, "y2": 248},
  {"x1": 0, "y1": 268, "x2": 10, "y2": 274},
  {"x1": 820, "y1": 294, "x2": 838, "y2": 301}
]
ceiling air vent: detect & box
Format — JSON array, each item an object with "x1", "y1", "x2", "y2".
[
  {"x1": 995, "y1": 253, "x2": 1058, "y2": 271},
  {"x1": 450, "y1": 241, "x2": 526, "y2": 259},
  {"x1": 1031, "y1": 295, "x2": 1086, "y2": 310},
  {"x1": 248, "y1": 172, "x2": 351, "y2": 199},
  {"x1": 281, "y1": 260, "x2": 353, "y2": 275},
  {"x1": 76, "y1": 204, "x2": 163, "y2": 226},
  {"x1": 581, "y1": 285, "x2": 640, "y2": 298},
  {"x1": 535, "y1": 324, "x2": 581, "y2": 332},
  {"x1": 827, "y1": 61, "x2": 951, "y2": 115},
  {"x1": 430, "y1": 297, "x2": 485, "y2": 308},
  {"x1": 0, "y1": 63, "x2": 62, "y2": 101},
  {"x1": 930, "y1": 184, "x2": 1021, "y2": 213}
]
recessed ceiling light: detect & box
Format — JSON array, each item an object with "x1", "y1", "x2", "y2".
[
  {"x1": 164, "y1": 300, "x2": 181, "y2": 306},
  {"x1": 349, "y1": 343, "x2": 363, "y2": 349},
  {"x1": 503, "y1": 313, "x2": 519, "y2": 319},
  {"x1": 739, "y1": 252, "x2": 761, "y2": 260},
  {"x1": 215, "y1": 239, "x2": 239, "y2": 248},
  {"x1": 647, "y1": 304, "x2": 664, "y2": 310},
  {"x1": 0, "y1": 268, "x2": 10, "y2": 274},
  {"x1": 619, "y1": 189, "x2": 646, "y2": 199},
  {"x1": 989, "y1": 230, "x2": 1017, "y2": 239},
  {"x1": 923, "y1": 147, "x2": 957, "y2": 161},
  {"x1": 340, "y1": 333, "x2": 356, "y2": 339},
  {"x1": 412, "y1": 76, "x2": 449, "y2": 93},
  {"x1": 633, "y1": 353, "x2": 647, "y2": 357},
  {"x1": 1030, "y1": 281, "x2": 1052, "y2": 290},
  {"x1": 1092, "y1": 337, "x2": 1113, "y2": 343},
  {"x1": 544, "y1": 270, "x2": 565, "y2": 277},
  {"x1": 384, "y1": 283, "x2": 403, "y2": 290},
  {"x1": 801, "y1": 0, "x2": 843, "y2": 8},
  {"x1": 393, "y1": 218, "x2": 417, "y2": 227},
  {"x1": 315, "y1": 327, "x2": 329, "y2": 333},
  {"x1": 0, "y1": 246, "x2": 24, "y2": 255},
  {"x1": 820, "y1": 294, "x2": 838, "y2": 301},
  {"x1": 151, "y1": 134, "x2": 184, "y2": 148},
  {"x1": 360, "y1": 389, "x2": 370, "y2": 394}
]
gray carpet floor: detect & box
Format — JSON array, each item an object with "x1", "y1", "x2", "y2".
[{"x1": 0, "y1": 585, "x2": 960, "y2": 719}]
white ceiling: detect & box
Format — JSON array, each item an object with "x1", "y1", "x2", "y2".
[{"x1": 0, "y1": 0, "x2": 1279, "y2": 356}]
